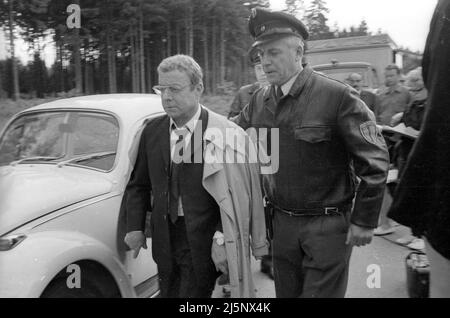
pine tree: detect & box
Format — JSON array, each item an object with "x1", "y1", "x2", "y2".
[
  {"x1": 358, "y1": 19, "x2": 369, "y2": 36},
  {"x1": 305, "y1": 0, "x2": 332, "y2": 40},
  {"x1": 284, "y1": 0, "x2": 305, "y2": 19}
]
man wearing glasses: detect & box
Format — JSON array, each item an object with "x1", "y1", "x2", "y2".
[{"x1": 123, "y1": 54, "x2": 268, "y2": 298}]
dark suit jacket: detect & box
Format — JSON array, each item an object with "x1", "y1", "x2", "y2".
[
  {"x1": 388, "y1": 0, "x2": 450, "y2": 259},
  {"x1": 124, "y1": 107, "x2": 220, "y2": 280}
]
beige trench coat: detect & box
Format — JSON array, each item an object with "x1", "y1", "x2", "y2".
[{"x1": 202, "y1": 109, "x2": 269, "y2": 298}]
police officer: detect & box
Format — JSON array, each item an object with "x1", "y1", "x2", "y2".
[
  {"x1": 234, "y1": 8, "x2": 389, "y2": 298},
  {"x1": 228, "y1": 48, "x2": 269, "y2": 118}
]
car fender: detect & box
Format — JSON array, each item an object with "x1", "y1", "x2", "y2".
[{"x1": 0, "y1": 230, "x2": 136, "y2": 298}]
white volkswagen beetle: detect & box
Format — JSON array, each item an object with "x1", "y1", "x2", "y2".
[{"x1": 0, "y1": 94, "x2": 164, "y2": 298}]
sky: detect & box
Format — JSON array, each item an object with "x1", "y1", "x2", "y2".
[{"x1": 270, "y1": 0, "x2": 438, "y2": 52}]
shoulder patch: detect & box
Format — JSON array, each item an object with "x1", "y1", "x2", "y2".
[{"x1": 360, "y1": 121, "x2": 383, "y2": 146}]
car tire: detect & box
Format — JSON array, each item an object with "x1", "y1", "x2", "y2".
[{"x1": 41, "y1": 264, "x2": 120, "y2": 298}]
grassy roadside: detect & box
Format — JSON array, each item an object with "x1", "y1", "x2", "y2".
[{"x1": 0, "y1": 94, "x2": 234, "y2": 132}]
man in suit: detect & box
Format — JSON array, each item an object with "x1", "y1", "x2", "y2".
[
  {"x1": 346, "y1": 73, "x2": 377, "y2": 112},
  {"x1": 123, "y1": 54, "x2": 268, "y2": 298}
]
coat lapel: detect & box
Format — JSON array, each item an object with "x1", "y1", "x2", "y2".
[{"x1": 201, "y1": 111, "x2": 235, "y2": 221}]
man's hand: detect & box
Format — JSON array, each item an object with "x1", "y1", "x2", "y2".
[
  {"x1": 211, "y1": 240, "x2": 228, "y2": 275},
  {"x1": 124, "y1": 231, "x2": 147, "y2": 258},
  {"x1": 390, "y1": 112, "x2": 404, "y2": 127},
  {"x1": 346, "y1": 224, "x2": 374, "y2": 247}
]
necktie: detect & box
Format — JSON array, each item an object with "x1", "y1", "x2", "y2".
[
  {"x1": 169, "y1": 128, "x2": 187, "y2": 223},
  {"x1": 275, "y1": 86, "x2": 283, "y2": 104}
]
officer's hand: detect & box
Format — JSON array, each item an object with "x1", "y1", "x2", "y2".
[
  {"x1": 124, "y1": 231, "x2": 148, "y2": 258},
  {"x1": 390, "y1": 112, "x2": 404, "y2": 127},
  {"x1": 211, "y1": 241, "x2": 228, "y2": 275},
  {"x1": 346, "y1": 224, "x2": 373, "y2": 247}
]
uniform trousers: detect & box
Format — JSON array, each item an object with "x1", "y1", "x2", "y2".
[{"x1": 272, "y1": 209, "x2": 353, "y2": 298}]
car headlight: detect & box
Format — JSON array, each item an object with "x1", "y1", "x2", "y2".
[{"x1": 0, "y1": 234, "x2": 27, "y2": 251}]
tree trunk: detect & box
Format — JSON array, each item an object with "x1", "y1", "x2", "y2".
[
  {"x1": 176, "y1": 21, "x2": 181, "y2": 54},
  {"x1": 211, "y1": 15, "x2": 217, "y2": 94},
  {"x1": 219, "y1": 13, "x2": 225, "y2": 85},
  {"x1": 72, "y1": 0, "x2": 83, "y2": 95},
  {"x1": 202, "y1": 23, "x2": 209, "y2": 95},
  {"x1": 167, "y1": 21, "x2": 172, "y2": 56},
  {"x1": 187, "y1": 3, "x2": 194, "y2": 56},
  {"x1": 130, "y1": 27, "x2": 135, "y2": 92},
  {"x1": 111, "y1": 41, "x2": 117, "y2": 92},
  {"x1": 139, "y1": 0, "x2": 146, "y2": 93},
  {"x1": 146, "y1": 43, "x2": 152, "y2": 92},
  {"x1": 106, "y1": 4, "x2": 117, "y2": 93},
  {"x1": 83, "y1": 42, "x2": 88, "y2": 94},
  {"x1": 175, "y1": 21, "x2": 181, "y2": 54},
  {"x1": 8, "y1": 0, "x2": 20, "y2": 100},
  {"x1": 184, "y1": 14, "x2": 189, "y2": 55},
  {"x1": 130, "y1": 25, "x2": 139, "y2": 93}
]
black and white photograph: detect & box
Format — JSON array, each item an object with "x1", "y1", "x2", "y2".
[{"x1": 0, "y1": 0, "x2": 449, "y2": 302}]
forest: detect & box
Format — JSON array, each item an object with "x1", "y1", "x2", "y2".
[{"x1": 0, "y1": 0, "x2": 371, "y2": 100}]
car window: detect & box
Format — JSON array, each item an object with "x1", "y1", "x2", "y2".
[
  {"x1": 73, "y1": 114, "x2": 119, "y2": 156},
  {"x1": 0, "y1": 113, "x2": 66, "y2": 165},
  {"x1": 0, "y1": 111, "x2": 119, "y2": 171}
]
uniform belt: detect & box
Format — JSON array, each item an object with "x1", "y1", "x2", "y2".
[{"x1": 271, "y1": 202, "x2": 350, "y2": 217}]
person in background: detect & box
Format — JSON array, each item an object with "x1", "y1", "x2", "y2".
[
  {"x1": 373, "y1": 64, "x2": 413, "y2": 236},
  {"x1": 387, "y1": 68, "x2": 428, "y2": 250},
  {"x1": 375, "y1": 64, "x2": 412, "y2": 126},
  {"x1": 388, "y1": 0, "x2": 450, "y2": 297},
  {"x1": 346, "y1": 72, "x2": 377, "y2": 112},
  {"x1": 228, "y1": 48, "x2": 269, "y2": 119}
]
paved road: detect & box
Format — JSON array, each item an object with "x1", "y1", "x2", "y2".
[{"x1": 213, "y1": 226, "x2": 416, "y2": 298}]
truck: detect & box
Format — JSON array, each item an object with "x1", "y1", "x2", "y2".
[
  {"x1": 312, "y1": 61, "x2": 380, "y2": 91},
  {"x1": 305, "y1": 34, "x2": 404, "y2": 89}
]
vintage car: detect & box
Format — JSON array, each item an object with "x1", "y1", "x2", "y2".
[{"x1": 0, "y1": 94, "x2": 164, "y2": 297}]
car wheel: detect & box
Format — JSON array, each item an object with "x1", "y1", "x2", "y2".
[
  {"x1": 41, "y1": 277, "x2": 103, "y2": 298},
  {"x1": 41, "y1": 263, "x2": 120, "y2": 298}
]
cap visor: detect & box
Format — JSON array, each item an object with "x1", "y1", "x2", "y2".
[{"x1": 252, "y1": 32, "x2": 302, "y2": 47}]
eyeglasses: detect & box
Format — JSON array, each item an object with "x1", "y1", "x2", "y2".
[{"x1": 152, "y1": 84, "x2": 190, "y2": 96}]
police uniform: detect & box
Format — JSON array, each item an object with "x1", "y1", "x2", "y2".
[
  {"x1": 228, "y1": 48, "x2": 266, "y2": 119},
  {"x1": 236, "y1": 8, "x2": 389, "y2": 298},
  {"x1": 228, "y1": 83, "x2": 262, "y2": 118}
]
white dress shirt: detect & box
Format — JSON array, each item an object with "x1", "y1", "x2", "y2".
[
  {"x1": 279, "y1": 70, "x2": 301, "y2": 96},
  {"x1": 169, "y1": 105, "x2": 202, "y2": 216}
]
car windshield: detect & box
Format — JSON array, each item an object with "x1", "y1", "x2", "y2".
[
  {"x1": 0, "y1": 111, "x2": 120, "y2": 171},
  {"x1": 317, "y1": 67, "x2": 369, "y2": 82},
  {"x1": 314, "y1": 66, "x2": 380, "y2": 89}
]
